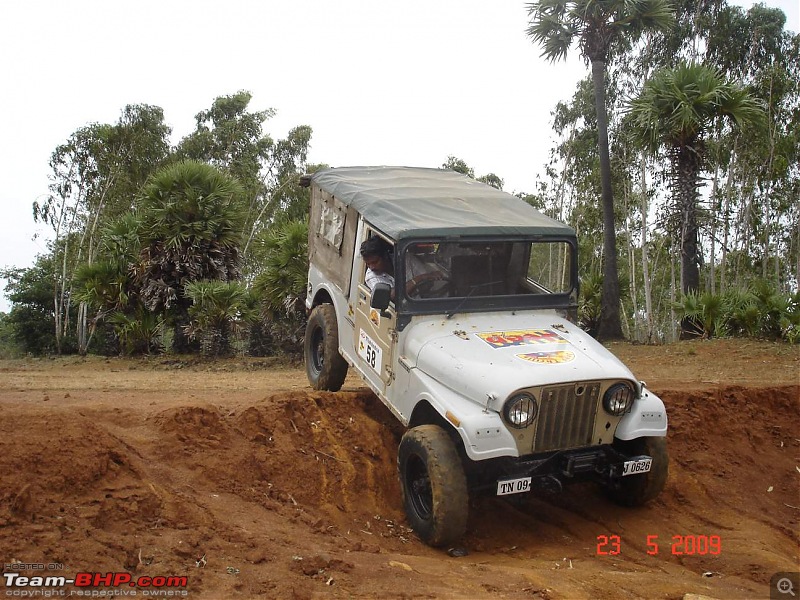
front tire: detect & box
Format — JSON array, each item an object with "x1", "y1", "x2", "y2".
[
  {"x1": 606, "y1": 436, "x2": 668, "y2": 506},
  {"x1": 304, "y1": 304, "x2": 348, "y2": 391},
  {"x1": 398, "y1": 425, "x2": 468, "y2": 547}
]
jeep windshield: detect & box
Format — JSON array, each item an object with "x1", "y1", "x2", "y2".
[{"x1": 397, "y1": 238, "x2": 577, "y2": 315}]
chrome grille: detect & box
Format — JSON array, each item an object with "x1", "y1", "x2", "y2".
[{"x1": 533, "y1": 382, "x2": 601, "y2": 452}]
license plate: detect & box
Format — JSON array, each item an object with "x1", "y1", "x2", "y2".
[
  {"x1": 497, "y1": 477, "x2": 532, "y2": 496},
  {"x1": 622, "y1": 457, "x2": 652, "y2": 476},
  {"x1": 358, "y1": 330, "x2": 383, "y2": 373}
]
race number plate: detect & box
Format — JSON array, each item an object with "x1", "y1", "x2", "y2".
[
  {"x1": 622, "y1": 457, "x2": 652, "y2": 476},
  {"x1": 496, "y1": 477, "x2": 532, "y2": 496},
  {"x1": 358, "y1": 329, "x2": 383, "y2": 373}
]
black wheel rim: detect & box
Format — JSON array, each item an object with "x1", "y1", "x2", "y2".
[
  {"x1": 310, "y1": 326, "x2": 325, "y2": 373},
  {"x1": 406, "y1": 454, "x2": 433, "y2": 521}
]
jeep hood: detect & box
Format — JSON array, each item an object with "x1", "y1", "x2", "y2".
[{"x1": 403, "y1": 312, "x2": 637, "y2": 405}]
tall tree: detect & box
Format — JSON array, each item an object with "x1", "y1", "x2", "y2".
[
  {"x1": 33, "y1": 105, "x2": 171, "y2": 353},
  {"x1": 177, "y1": 91, "x2": 313, "y2": 270},
  {"x1": 135, "y1": 160, "x2": 246, "y2": 352},
  {"x1": 627, "y1": 61, "x2": 764, "y2": 297},
  {"x1": 526, "y1": 0, "x2": 674, "y2": 340}
]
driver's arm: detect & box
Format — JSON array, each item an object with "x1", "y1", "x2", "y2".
[{"x1": 405, "y1": 252, "x2": 446, "y2": 296}]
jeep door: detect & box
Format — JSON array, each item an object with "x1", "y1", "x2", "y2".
[{"x1": 353, "y1": 229, "x2": 395, "y2": 394}]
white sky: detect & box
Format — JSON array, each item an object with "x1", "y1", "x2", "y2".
[{"x1": 1, "y1": 0, "x2": 797, "y2": 312}]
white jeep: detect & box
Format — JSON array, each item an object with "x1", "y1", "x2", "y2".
[{"x1": 301, "y1": 166, "x2": 668, "y2": 547}]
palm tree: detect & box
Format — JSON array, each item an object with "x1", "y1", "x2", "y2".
[
  {"x1": 250, "y1": 219, "x2": 309, "y2": 356},
  {"x1": 184, "y1": 280, "x2": 255, "y2": 356},
  {"x1": 135, "y1": 160, "x2": 246, "y2": 352},
  {"x1": 252, "y1": 219, "x2": 309, "y2": 315},
  {"x1": 526, "y1": 0, "x2": 674, "y2": 340},
  {"x1": 627, "y1": 62, "x2": 764, "y2": 296}
]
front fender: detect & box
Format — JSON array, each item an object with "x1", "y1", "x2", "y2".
[
  {"x1": 407, "y1": 368, "x2": 519, "y2": 461},
  {"x1": 614, "y1": 388, "x2": 668, "y2": 440}
]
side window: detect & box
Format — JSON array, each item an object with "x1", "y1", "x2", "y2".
[
  {"x1": 359, "y1": 232, "x2": 395, "y2": 294},
  {"x1": 526, "y1": 242, "x2": 572, "y2": 293}
]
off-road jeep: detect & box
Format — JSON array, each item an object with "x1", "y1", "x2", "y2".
[{"x1": 301, "y1": 166, "x2": 668, "y2": 547}]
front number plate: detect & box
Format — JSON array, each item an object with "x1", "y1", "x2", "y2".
[
  {"x1": 622, "y1": 457, "x2": 652, "y2": 476},
  {"x1": 497, "y1": 477, "x2": 532, "y2": 496}
]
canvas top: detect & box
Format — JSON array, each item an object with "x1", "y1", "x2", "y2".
[{"x1": 310, "y1": 166, "x2": 575, "y2": 240}]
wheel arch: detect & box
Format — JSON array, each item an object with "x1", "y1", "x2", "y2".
[
  {"x1": 310, "y1": 288, "x2": 334, "y2": 309},
  {"x1": 408, "y1": 400, "x2": 466, "y2": 455}
]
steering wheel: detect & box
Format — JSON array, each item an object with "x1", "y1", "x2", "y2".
[{"x1": 412, "y1": 276, "x2": 452, "y2": 298}]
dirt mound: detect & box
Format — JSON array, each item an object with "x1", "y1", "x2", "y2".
[
  {"x1": 149, "y1": 391, "x2": 407, "y2": 541},
  {"x1": 0, "y1": 349, "x2": 798, "y2": 599}
]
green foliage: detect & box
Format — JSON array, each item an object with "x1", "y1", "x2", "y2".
[
  {"x1": 247, "y1": 219, "x2": 310, "y2": 357},
  {"x1": 525, "y1": 0, "x2": 675, "y2": 64},
  {"x1": 1, "y1": 256, "x2": 72, "y2": 355},
  {"x1": 628, "y1": 62, "x2": 765, "y2": 155},
  {"x1": 673, "y1": 291, "x2": 726, "y2": 338},
  {"x1": 30, "y1": 105, "x2": 172, "y2": 354},
  {"x1": 135, "y1": 159, "x2": 247, "y2": 353},
  {"x1": 578, "y1": 272, "x2": 603, "y2": 337},
  {"x1": 136, "y1": 160, "x2": 246, "y2": 308},
  {"x1": 674, "y1": 282, "x2": 798, "y2": 342},
  {"x1": 628, "y1": 60, "x2": 765, "y2": 299},
  {"x1": 527, "y1": 0, "x2": 674, "y2": 341},
  {"x1": 441, "y1": 156, "x2": 475, "y2": 178},
  {"x1": 441, "y1": 157, "x2": 506, "y2": 191},
  {"x1": 73, "y1": 260, "x2": 130, "y2": 314},
  {"x1": 184, "y1": 280, "x2": 255, "y2": 356},
  {"x1": 178, "y1": 91, "x2": 276, "y2": 208},
  {"x1": 108, "y1": 307, "x2": 164, "y2": 355},
  {"x1": 477, "y1": 173, "x2": 504, "y2": 189},
  {"x1": 0, "y1": 312, "x2": 21, "y2": 358},
  {"x1": 252, "y1": 219, "x2": 309, "y2": 315},
  {"x1": 177, "y1": 92, "x2": 314, "y2": 272}
]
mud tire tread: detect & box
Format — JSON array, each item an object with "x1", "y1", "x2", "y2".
[
  {"x1": 304, "y1": 304, "x2": 348, "y2": 391},
  {"x1": 398, "y1": 424, "x2": 468, "y2": 547},
  {"x1": 607, "y1": 436, "x2": 669, "y2": 507}
]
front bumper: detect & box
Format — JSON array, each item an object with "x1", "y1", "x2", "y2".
[{"x1": 469, "y1": 444, "x2": 650, "y2": 495}]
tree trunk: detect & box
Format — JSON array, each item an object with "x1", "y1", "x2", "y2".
[
  {"x1": 672, "y1": 146, "x2": 702, "y2": 295},
  {"x1": 640, "y1": 154, "x2": 654, "y2": 343},
  {"x1": 622, "y1": 172, "x2": 639, "y2": 341},
  {"x1": 720, "y1": 141, "x2": 738, "y2": 294},
  {"x1": 77, "y1": 302, "x2": 88, "y2": 356},
  {"x1": 591, "y1": 59, "x2": 623, "y2": 341},
  {"x1": 670, "y1": 251, "x2": 677, "y2": 342},
  {"x1": 796, "y1": 218, "x2": 800, "y2": 290},
  {"x1": 709, "y1": 163, "x2": 720, "y2": 294}
]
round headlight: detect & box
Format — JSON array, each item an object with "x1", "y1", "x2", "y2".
[
  {"x1": 603, "y1": 383, "x2": 635, "y2": 416},
  {"x1": 503, "y1": 393, "x2": 538, "y2": 428}
]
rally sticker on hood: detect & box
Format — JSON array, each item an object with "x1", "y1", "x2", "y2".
[
  {"x1": 476, "y1": 329, "x2": 568, "y2": 349},
  {"x1": 516, "y1": 350, "x2": 575, "y2": 364}
]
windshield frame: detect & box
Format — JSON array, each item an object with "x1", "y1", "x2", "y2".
[{"x1": 393, "y1": 235, "x2": 579, "y2": 317}]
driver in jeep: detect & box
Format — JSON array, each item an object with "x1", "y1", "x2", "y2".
[{"x1": 360, "y1": 237, "x2": 445, "y2": 298}]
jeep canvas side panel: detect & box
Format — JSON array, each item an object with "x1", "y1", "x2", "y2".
[{"x1": 308, "y1": 185, "x2": 359, "y2": 297}]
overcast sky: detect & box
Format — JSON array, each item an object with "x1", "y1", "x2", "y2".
[{"x1": 1, "y1": 0, "x2": 797, "y2": 312}]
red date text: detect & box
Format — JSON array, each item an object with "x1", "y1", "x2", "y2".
[{"x1": 597, "y1": 534, "x2": 722, "y2": 556}]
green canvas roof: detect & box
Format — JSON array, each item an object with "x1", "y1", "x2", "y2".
[{"x1": 310, "y1": 166, "x2": 575, "y2": 240}]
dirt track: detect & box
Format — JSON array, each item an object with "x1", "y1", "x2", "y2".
[{"x1": 0, "y1": 339, "x2": 798, "y2": 599}]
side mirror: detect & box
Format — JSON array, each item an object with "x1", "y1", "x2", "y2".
[{"x1": 370, "y1": 282, "x2": 392, "y2": 316}]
